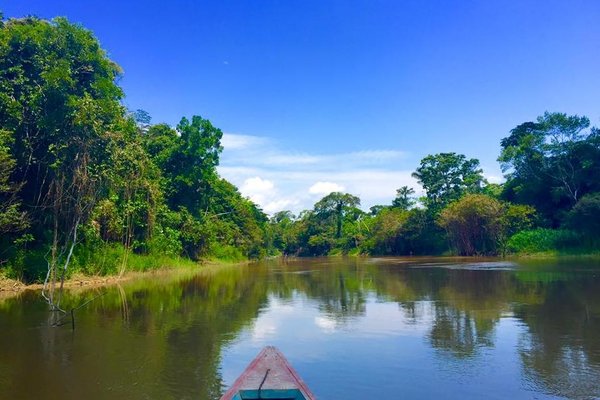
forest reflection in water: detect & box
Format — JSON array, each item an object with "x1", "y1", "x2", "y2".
[{"x1": 1, "y1": 257, "x2": 600, "y2": 399}]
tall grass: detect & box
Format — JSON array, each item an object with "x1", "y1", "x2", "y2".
[{"x1": 73, "y1": 243, "x2": 200, "y2": 275}]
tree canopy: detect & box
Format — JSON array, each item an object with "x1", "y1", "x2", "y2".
[
  {"x1": 499, "y1": 112, "x2": 600, "y2": 225},
  {"x1": 412, "y1": 152, "x2": 485, "y2": 213}
]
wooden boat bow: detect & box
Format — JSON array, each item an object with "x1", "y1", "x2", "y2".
[{"x1": 220, "y1": 346, "x2": 317, "y2": 400}]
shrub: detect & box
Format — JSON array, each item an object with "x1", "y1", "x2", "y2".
[
  {"x1": 566, "y1": 193, "x2": 600, "y2": 238},
  {"x1": 209, "y1": 243, "x2": 245, "y2": 262},
  {"x1": 438, "y1": 194, "x2": 503, "y2": 256}
]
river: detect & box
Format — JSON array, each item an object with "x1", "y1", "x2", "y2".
[{"x1": 1, "y1": 257, "x2": 600, "y2": 399}]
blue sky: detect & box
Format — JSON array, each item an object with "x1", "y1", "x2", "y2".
[{"x1": 3, "y1": 1, "x2": 600, "y2": 213}]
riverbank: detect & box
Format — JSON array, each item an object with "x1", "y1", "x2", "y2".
[
  {"x1": 0, "y1": 257, "x2": 249, "y2": 299},
  {"x1": 0, "y1": 272, "x2": 129, "y2": 294}
]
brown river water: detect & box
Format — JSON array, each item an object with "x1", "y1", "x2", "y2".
[{"x1": 1, "y1": 257, "x2": 600, "y2": 399}]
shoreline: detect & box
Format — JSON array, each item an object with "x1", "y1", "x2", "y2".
[
  {"x1": 3, "y1": 252, "x2": 599, "y2": 299},
  {"x1": 0, "y1": 259, "x2": 248, "y2": 298}
]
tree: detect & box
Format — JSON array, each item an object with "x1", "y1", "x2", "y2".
[
  {"x1": 144, "y1": 123, "x2": 179, "y2": 167},
  {"x1": 270, "y1": 211, "x2": 296, "y2": 254},
  {"x1": 369, "y1": 205, "x2": 387, "y2": 216},
  {"x1": 132, "y1": 109, "x2": 152, "y2": 132},
  {"x1": 401, "y1": 208, "x2": 447, "y2": 255},
  {"x1": 499, "y1": 112, "x2": 600, "y2": 224},
  {"x1": 101, "y1": 123, "x2": 163, "y2": 274},
  {"x1": 146, "y1": 116, "x2": 223, "y2": 214},
  {"x1": 392, "y1": 186, "x2": 416, "y2": 210},
  {"x1": 497, "y1": 203, "x2": 536, "y2": 255},
  {"x1": 362, "y1": 207, "x2": 446, "y2": 255},
  {"x1": 412, "y1": 153, "x2": 485, "y2": 213},
  {"x1": 0, "y1": 17, "x2": 125, "y2": 297},
  {"x1": 313, "y1": 192, "x2": 360, "y2": 239},
  {"x1": 438, "y1": 194, "x2": 535, "y2": 256},
  {"x1": 364, "y1": 207, "x2": 408, "y2": 254},
  {"x1": 0, "y1": 129, "x2": 27, "y2": 237},
  {"x1": 204, "y1": 178, "x2": 268, "y2": 258}
]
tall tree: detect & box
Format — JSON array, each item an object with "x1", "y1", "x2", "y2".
[
  {"x1": 313, "y1": 192, "x2": 360, "y2": 239},
  {"x1": 412, "y1": 153, "x2": 484, "y2": 213},
  {"x1": 392, "y1": 186, "x2": 416, "y2": 210},
  {"x1": 145, "y1": 116, "x2": 223, "y2": 215}
]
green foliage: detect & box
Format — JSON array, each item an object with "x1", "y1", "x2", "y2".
[
  {"x1": 0, "y1": 15, "x2": 124, "y2": 215},
  {"x1": 497, "y1": 203, "x2": 537, "y2": 254},
  {"x1": 208, "y1": 244, "x2": 246, "y2": 262},
  {"x1": 359, "y1": 207, "x2": 445, "y2": 256},
  {"x1": 438, "y1": 194, "x2": 503, "y2": 255},
  {"x1": 269, "y1": 211, "x2": 296, "y2": 254},
  {"x1": 150, "y1": 116, "x2": 223, "y2": 214},
  {"x1": 499, "y1": 112, "x2": 600, "y2": 225},
  {"x1": 412, "y1": 153, "x2": 485, "y2": 213},
  {"x1": 438, "y1": 194, "x2": 537, "y2": 256},
  {"x1": 507, "y1": 229, "x2": 581, "y2": 254},
  {"x1": 0, "y1": 16, "x2": 269, "y2": 281},
  {"x1": 369, "y1": 205, "x2": 387, "y2": 216},
  {"x1": 362, "y1": 208, "x2": 408, "y2": 254},
  {"x1": 72, "y1": 242, "x2": 197, "y2": 276},
  {"x1": 566, "y1": 193, "x2": 600, "y2": 239},
  {"x1": 391, "y1": 186, "x2": 416, "y2": 210},
  {"x1": 2, "y1": 14, "x2": 599, "y2": 284},
  {"x1": 0, "y1": 129, "x2": 27, "y2": 240},
  {"x1": 313, "y1": 192, "x2": 360, "y2": 239},
  {"x1": 481, "y1": 183, "x2": 503, "y2": 199},
  {"x1": 147, "y1": 209, "x2": 183, "y2": 257}
]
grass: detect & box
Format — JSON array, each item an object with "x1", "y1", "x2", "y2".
[
  {"x1": 72, "y1": 243, "x2": 200, "y2": 277},
  {"x1": 2, "y1": 241, "x2": 251, "y2": 285}
]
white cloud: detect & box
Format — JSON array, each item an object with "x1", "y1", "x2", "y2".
[
  {"x1": 219, "y1": 165, "x2": 420, "y2": 213},
  {"x1": 308, "y1": 181, "x2": 345, "y2": 195},
  {"x1": 347, "y1": 150, "x2": 406, "y2": 162},
  {"x1": 241, "y1": 176, "x2": 274, "y2": 193},
  {"x1": 219, "y1": 134, "x2": 406, "y2": 169},
  {"x1": 263, "y1": 199, "x2": 299, "y2": 214},
  {"x1": 484, "y1": 174, "x2": 505, "y2": 184},
  {"x1": 221, "y1": 133, "x2": 267, "y2": 150},
  {"x1": 239, "y1": 177, "x2": 275, "y2": 205}
]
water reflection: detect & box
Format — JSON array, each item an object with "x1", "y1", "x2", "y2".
[{"x1": 0, "y1": 258, "x2": 599, "y2": 399}]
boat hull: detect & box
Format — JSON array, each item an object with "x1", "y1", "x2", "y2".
[{"x1": 220, "y1": 346, "x2": 316, "y2": 400}]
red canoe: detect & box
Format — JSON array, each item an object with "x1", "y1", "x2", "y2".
[{"x1": 220, "y1": 346, "x2": 317, "y2": 400}]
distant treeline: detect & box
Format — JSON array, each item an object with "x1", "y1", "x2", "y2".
[
  {"x1": 270, "y1": 113, "x2": 600, "y2": 258},
  {"x1": 1, "y1": 16, "x2": 599, "y2": 283}
]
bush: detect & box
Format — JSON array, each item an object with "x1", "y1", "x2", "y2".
[
  {"x1": 567, "y1": 193, "x2": 600, "y2": 238},
  {"x1": 209, "y1": 243, "x2": 245, "y2": 262},
  {"x1": 438, "y1": 194, "x2": 503, "y2": 256},
  {"x1": 507, "y1": 228, "x2": 581, "y2": 254}
]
